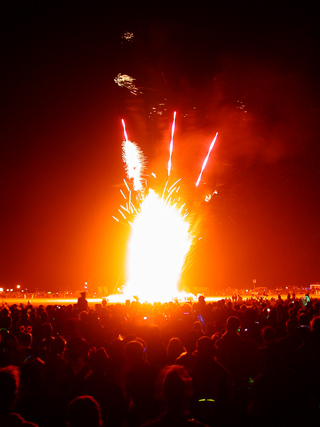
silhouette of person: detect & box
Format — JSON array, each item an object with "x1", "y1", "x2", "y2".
[
  {"x1": 191, "y1": 336, "x2": 233, "y2": 427},
  {"x1": 142, "y1": 365, "x2": 209, "y2": 426},
  {"x1": 77, "y1": 292, "x2": 88, "y2": 313},
  {"x1": 124, "y1": 340, "x2": 161, "y2": 427},
  {"x1": 0, "y1": 365, "x2": 39, "y2": 427},
  {"x1": 214, "y1": 316, "x2": 253, "y2": 420},
  {"x1": 80, "y1": 347, "x2": 129, "y2": 426},
  {"x1": 63, "y1": 337, "x2": 92, "y2": 405}
]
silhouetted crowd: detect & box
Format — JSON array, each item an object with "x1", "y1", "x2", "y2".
[{"x1": 1, "y1": 294, "x2": 320, "y2": 426}]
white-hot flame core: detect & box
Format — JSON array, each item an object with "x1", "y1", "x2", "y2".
[{"x1": 123, "y1": 189, "x2": 192, "y2": 303}]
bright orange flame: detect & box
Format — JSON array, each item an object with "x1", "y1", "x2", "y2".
[{"x1": 120, "y1": 189, "x2": 193, "y2": 303}]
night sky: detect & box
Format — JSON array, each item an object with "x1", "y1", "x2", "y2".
[{"x1": 1, "y1": 2, "x2": 319, "y2": 294}]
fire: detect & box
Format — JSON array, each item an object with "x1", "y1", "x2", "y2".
[
  {"x1": 124, "y1": 189, "x2": 192, "y2": 303},
  {"x1": 109, "y1": 114, "x2": 218, "y2": 304}
]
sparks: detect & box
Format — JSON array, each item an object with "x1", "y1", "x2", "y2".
[
  {"x1": 122, "y1": 31, "x2": 134, "y2": 42},
  {"x1": 121, "y1": 119, "x2": 145, "y2": 192},
  {"x1": 122, "y1": 139, "x2": 145, "y2": 192},
  {"x1": 196, "y1": 132, "x2": 219, "y2": 187},
  {"x1": 114, "y1": 73, "x2": 138, "y2": 95}
]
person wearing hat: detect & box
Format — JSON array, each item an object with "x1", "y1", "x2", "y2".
[{"x1": 78, "y1": 292, "x2": 88, "y2": 313}]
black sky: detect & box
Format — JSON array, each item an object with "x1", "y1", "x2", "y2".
[{"x1": 1, "y1": 2, "x2": 319, "y2": 293}]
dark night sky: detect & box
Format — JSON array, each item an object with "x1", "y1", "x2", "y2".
[{"x1": 1, "y1": 2, "x2": 319, "y2": 293}]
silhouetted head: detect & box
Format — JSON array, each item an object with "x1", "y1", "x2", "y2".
[
  {"x1": 286, "y1": 318, "x2": 299, "y2": 335},
  {"x1": 42, "y1": 322, "x2": 53, "y2": 338},
  {"x1": 20, "y1": 357, "x2": 45, "y2": 391},
  {"x1": 194, "y1": 336, "x2": 214, "y2": 358},
  {"x1": 167, "y1": 337, "x2": 182, "y2": 355},
  {"x1": 1, "y1": 314, "x2": 12, "y2": 330},
  {"x1": 0, "y1": 365, "x2": 19, "y2": 415},
  {"x1": 310, "y1": 316, "x2": 320, "y2": 334},
  {"x1": 89, "y1": 347, "x2": 110, "y2": 373},
  {"x1": 262, "y1": 326, "x2": 277, "y2": 343},
  {"x1": 298, "y1": 313, "x2": 309, "y2": 327},
  {"x1": 226, "y1": 316, "x2": 240, "y2": 333},
  {"x1": 146, "y1": 324, "x2": 161, "y2": 342},
  {"x1": 163, "y1": 366, "x2": 192, "y2": 410},
  {"x1": 67, "y1": 395, "x2": 102, "y2": 427},
  {"x1": 193, "y1": 321, "x2": 202, "y2": 332},
  {"x1": 52, "y1": 335, "x2": 66, "y2": 356},
  {"x1": 79, "y1": 311, "x2": 88, "y2": 322},
  {"x1": 66, "y1": 337, "x2": 89, "y2": 362},
  {"x1": 19, "y1": 332, "x2": 33, "y2": 348},
  {"x1": 124, "y1": 340, "x2": 144, "y2": 365}
]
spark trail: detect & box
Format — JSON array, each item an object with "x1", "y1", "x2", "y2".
[
  {"x1": 196, "y1": 132, "x2": 219, "y2": 187},
  {"x1": 167, "y1": 111, "x2": 176, "y2": 177}
]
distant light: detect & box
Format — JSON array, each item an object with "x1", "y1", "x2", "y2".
[
  {"x1": 0, "y1": 288, "x2": 3, "y2": 292},
  {"x1": 10, "y1": 289, "x2": 13, "y2": 292},
  {"x1": 114, "y1": 73, "x2": 138, "y2": 95},
  {"x1": 16, "y1": 285, "x2": 20, "y2": 289},
  {"x1": 122, "y1": 31, "x2": 134, "y2": 41}
]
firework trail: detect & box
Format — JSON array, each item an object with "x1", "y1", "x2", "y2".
[
  {"x1": 167, "y1": 111, "x2": 177, "y2": 177},
  {"x1": 121, "y1": 119, "x2": 129, "y2": 142},
  {"x1": 196, "y1": 132, "x2": 219, "y2": 187}
]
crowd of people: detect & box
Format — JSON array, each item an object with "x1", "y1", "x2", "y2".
[{"x1": 1, "y1": 292, "x2": 320, "y2": 426}]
